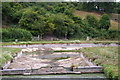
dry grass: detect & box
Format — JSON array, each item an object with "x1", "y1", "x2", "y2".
[
  {"x1": 74, "y1": 10, "x2": 120, "y2": 30},
  {"x1": 74, "y1": 10, "x2": 101, "y2": 19}
]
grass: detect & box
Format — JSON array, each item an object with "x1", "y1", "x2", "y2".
[
  {"x1": 53, "y1": 46, "x2": 119, "y2": 79},
  {"x1": 53, "y1": 57, "x2": 70, "y2": 60},
  {"x1": 80, "y1": 46, "x2": 119, "y2": 80},
  {"x1": 0, "y1": 42, "x2": 119, "y2": 79},
  {"x1": 1, "y1": 40, "x2": 119, "y2": 46},
  {"x1": 74, "y1": 10, "x2": 120, "y2": 30},
  {"x1": 53, "y1": 50, "x2": 81, "y2": 52},
  {"x1": 0, "y1": 47, "x2": 21, "y2": 67}
]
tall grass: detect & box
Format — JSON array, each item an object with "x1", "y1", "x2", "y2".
[
  {"x1": 0, "y1": 47, "x2": 21, "y2": 67},
  {"x1": 80, "y1": 46, "x2": 118, "y2": 80}
]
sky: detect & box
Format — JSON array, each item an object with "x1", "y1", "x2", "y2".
[
  {"x1": 63, "y1": 0, "x2": 120, "y2": 2},
  {"x1": 116, "y1": 0, "x2": 120, "y2": 2},
  {"x1": 1, "y1": 0, "x2": 120, "y2": 2}
]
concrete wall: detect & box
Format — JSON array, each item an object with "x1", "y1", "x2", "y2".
[{"x1": 2, "y1": 51, "x2": 23, "y2": 69}]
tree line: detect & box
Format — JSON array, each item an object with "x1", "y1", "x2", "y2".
[{"x1": 2, "y1": 2, "x2": 120, "y2": 41}]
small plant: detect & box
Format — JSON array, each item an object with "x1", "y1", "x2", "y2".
[
  {"x1": 116, "y1": 42, "x2": 120, "y2": 45},
  {"x1": 102, "y1": 42, "x2": 111, "y2": 45},
  {"x1": 70, "y1": 63, "x2": 76, "y2": 71},
  {"x1": 2, "y1": 52, "x2": 13, "y2": 61},
  {"x1": 53, "y1": 57, "x2": 69, "y2": 60},
  {"x1": 93, "y1": 42, "x2": 100, "y2": 44}
]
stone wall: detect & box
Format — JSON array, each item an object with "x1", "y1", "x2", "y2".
[{"x1": 73, "y1": 66, "x2": 103, "y2": 73}]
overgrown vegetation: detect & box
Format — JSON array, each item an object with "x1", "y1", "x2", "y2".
[
  {"x1": 53, "y1": 57, "x2": 70, "y2": 60},
  {"x1": 1, "y1": 40, "x2": 119, "y2": 46},
  {"x1": 80, "y1": 46, "x2": 118, "y2": 80},
  {"x1": 2, "y1": 2, "x2": 120, "y2": 41},
  {"x1": 53, "y1": 46, "x2": 119, "y2": 79},
  {"x1": 2, "y1": 28, "x2": 32, "y2": 42},
  {"x1": 0, "y1": 47, "x2": 21, "y2": 67}
]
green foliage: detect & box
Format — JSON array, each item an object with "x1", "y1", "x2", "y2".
[
  {"x1": 2, "y1": 28, "x2": 32, "y2": 42},
  {"x1": 81, "y1": 2, "x2": 117, "y2": 13},
  {"x1": 0, "y1": 55, "x2": 6, "y2": 66},
  {"x1": 0, "y1": 52, "x2": 13, "y2": 67},
  {"x1": 107, "y1": 30, "x2": 120, "y2": 40},
  {"x1": 80, "y1": 46, "x2": 118, "y2": 80},
  {"x1": 99, "y1": 14, "x2": 110, "y2": 30},
  {"x1": 2, "y1": 2, "x2": 119, "y2": 40},
  {"x1": 0, "y1": 47, "x2": 21, "y2": 67},
  {"x1": 104, "y1": 65, "x2": 118, "y2": 80},
  {"x1": 85, "y1": 15, "x2": 99, "y2": 28},
  {"x1": 2, "y1": 52, "x2": 13, "y2": 61},
  {"x1": 51, "y1": 13, "x2": 75, "y2": 38},
  {"x1": 82, "y1": 2, "x2": 95, "y2": 12}
]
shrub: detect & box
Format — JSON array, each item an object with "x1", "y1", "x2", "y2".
[
  {"x1": 99, "y1": 14, "x2": 110, "y2": 30},
  {"x1": 2, "y1": 52, "x2": 13, "y2": 61},
  {"x1": 85, "y1": 15, "x2": 99, "y2": 28},
  {"x1": 0, "y1": 55, "x2": 6, "y2": 66},
  {"x1": 104, "y1": 65, "x2": 118, "y2": 80},
  {"x1": 107, "y1": 30, "x2": 120, "y2": 40},
  {"x1": 2, "y1": 28, "x2": 32, "y2": 42}
]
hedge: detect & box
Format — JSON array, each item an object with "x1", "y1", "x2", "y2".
[{"x1": 2, "y1": 28, "x2": 32, "y2": 42}]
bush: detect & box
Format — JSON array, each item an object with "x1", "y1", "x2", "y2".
[
  {"x1": 2, "y1": 28, "x2": 32, "y2": 42},
  {"x1": 107, "y1": 30, "x2": 120, "y2": 40},
  {"x1": 0, "y1": 55, "x2": 6, "y2": 66},
  {"x1": 99, "y1": 14, "x2": 110, "y2": 30},
  {"x1": 104, "y1": 65, "x2": 118, "y2": 80},
  {"x1": 85, "y1": 15, "x2": 99, "y2": 28},
  {"x1": 2, "y1": 52, "x2": 13, "y2": 61}
]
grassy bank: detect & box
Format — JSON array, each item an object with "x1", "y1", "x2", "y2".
[
  {"x1": 0, "y1": 47, "x2": 21, "y2": 67},
  {"x1": 80, "y1": 46, "x2": 119, "y2": 80},
  {"x1": 53, "y1": 46, "x2": 119, "y2": 80},
  {"x1": 74, "y1": 10, "x2": 120, "y2": 30},
  {"x1": 1, "y1": 40, "x2": 119, "y2": 46}
]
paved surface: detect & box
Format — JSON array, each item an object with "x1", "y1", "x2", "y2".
[{"x1": 2, "y1": 43, "x2": 118, "y2": 48}]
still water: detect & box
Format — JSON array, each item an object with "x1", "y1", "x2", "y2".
[{"x1": 2, "y1": 73, "x2": 106, "y2": 78}]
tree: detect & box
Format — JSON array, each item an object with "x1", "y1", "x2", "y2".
[
  {"x1": 99, "y1": 14, "x2": 110, "y2": 30},
  {"x1": 18, "y1": 7, "x2": 47, "y2": 36},
  {"x1": 31, "y1": 21, "x2": 46, "y2": 39},
  {"x1": 81, "y1": 2, "x2": 116, "y2": 13},
  {"x1": 82, "y1": 2, "x2": 95, "y2": 11},
  {"x1": 52, "y1": 13, "x2": 74, "y2": 38},
  {"x1": 72, "y1": 16, "x2": 83, "y2": 24},
  {"x1": 94, "y1": 2, "x2": 116, "y2": 13},
  {"x1": 85, "y1": 15, "x2": 99, "y2": 28}
]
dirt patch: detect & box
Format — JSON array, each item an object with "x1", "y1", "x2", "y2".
[
  {"x1": 56, "y1": 56, "x2": 88, "y2": 67},
  {"x1": 8, "y1": 56, "x2": 51, "y2": 69},
  {"x1": 8, "y1": 47, "x2": 89, "y2": 71}
]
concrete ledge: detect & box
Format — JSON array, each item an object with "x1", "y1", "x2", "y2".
[
  {"x1": 76, "y1": 66, "x2": 103, "y2": 69},
  {"x1": 73, "y1": 66, "x2": 103, "y2": 73},
  {"x1": 0, "y1": 66, "x2": 103, "y2": 75}
]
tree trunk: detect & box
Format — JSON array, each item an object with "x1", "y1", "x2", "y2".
[{"x1": 65, "y1": 33, "x2": 67, "y2": 40}]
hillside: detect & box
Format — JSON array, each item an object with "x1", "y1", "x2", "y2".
[
  {"x1": 2, "y1": 2, "x2": 119, "y2": 41},
  {"x1": 74, "y1": 10, "x2": 120, "y2": 30}
]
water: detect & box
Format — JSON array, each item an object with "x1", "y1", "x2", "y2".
[{"x1": 2, "y1": 73, "x2": 106, "y2": 78}]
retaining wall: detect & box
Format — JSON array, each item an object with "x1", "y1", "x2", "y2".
[{"x1": 2, "y1": 51, "x2": 23, "y2": 69}]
